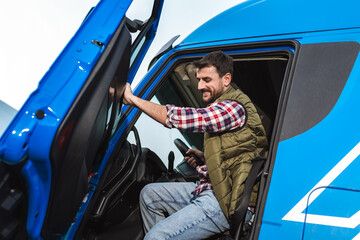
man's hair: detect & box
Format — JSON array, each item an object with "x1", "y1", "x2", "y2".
[{"x1": 192, "y1": 51, "x2": 233, "y2": 77}]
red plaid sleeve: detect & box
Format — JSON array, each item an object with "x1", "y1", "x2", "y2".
[
  {"x1": 191, "y1": 164, "x2": 213, "y2": 197},
  {"x1": 165, "y1": 100, "x2": 246, "y2": 132}
]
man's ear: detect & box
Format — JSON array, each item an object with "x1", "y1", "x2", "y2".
[{"x1": 223, "y1": 73, "x2": 231, "y2": 87}]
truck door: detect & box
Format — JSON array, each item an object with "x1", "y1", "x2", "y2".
[{"x1": 0, "y1": 0, "x2": 164, "y2": 239}]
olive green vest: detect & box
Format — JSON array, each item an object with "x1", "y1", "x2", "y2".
[{"x1": 204, "y1": 86, "x2": 268, "y2": 221}]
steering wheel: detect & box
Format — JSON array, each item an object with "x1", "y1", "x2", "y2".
[{"x1": 174, "y1": 138, "x2": 204, "y2": 166}]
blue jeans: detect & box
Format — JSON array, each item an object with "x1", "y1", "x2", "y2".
[{"x1": 140, "y1": 182, "x2": 230, "y2": 240}]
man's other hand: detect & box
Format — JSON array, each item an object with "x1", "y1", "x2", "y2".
[{"x1": 185, "y1": 149, "x2": 205, "y2": 168}]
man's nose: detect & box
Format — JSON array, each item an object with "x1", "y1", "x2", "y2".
[{"x1": 198, "y1": 80, "x2": 204, "y2": 90}]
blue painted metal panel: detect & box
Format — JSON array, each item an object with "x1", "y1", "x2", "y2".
[
  {"x1": 181, "y1": 0, "x2": 360, "y2": 47},
  {"x1": 259, "y1": 35, "x2": 360, "y2": 239}
]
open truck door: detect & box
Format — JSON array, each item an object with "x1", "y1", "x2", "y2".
[{"x1": 0, "y1": 0, "x2": 164, "y2": 239}]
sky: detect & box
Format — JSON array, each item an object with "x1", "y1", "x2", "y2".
[{"x1": 0, "y1": 0, "x2": 244, "y2": 110}]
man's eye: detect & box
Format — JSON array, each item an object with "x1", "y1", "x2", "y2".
[{"x1": 197, "y1": 78, "x2": 211, "y2": 83}]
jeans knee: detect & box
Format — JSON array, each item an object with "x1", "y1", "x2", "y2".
[
  {"x1": 143, "y1": 229, "x2": 159, "y2": 240},
  {"x1": 140, "y1": 183, "x2": 158, "y2": 204}
]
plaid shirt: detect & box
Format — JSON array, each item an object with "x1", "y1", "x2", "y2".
[
  {"x1": 165, "y1": 100, "x2": 246, "y2": 197},
  {"x1": 165, "y1": 100, "x2": 246, "y2": 132}
]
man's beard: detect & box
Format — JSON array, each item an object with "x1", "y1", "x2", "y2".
[{"x1": 201, "y1": 90, "x2": 217, "y2": 103}]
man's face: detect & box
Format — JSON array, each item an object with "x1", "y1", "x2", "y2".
[{"x1": 197, "y1": 66, "x2": 229, "y2": 104}]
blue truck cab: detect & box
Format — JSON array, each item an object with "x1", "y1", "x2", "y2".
[{"x1": 1, "y1": 0, "x2": 360, "y2": 239}]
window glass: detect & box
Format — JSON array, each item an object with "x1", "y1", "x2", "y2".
[{"x1": 130, "y1": 36, "x2": 146, "y2": 67}]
